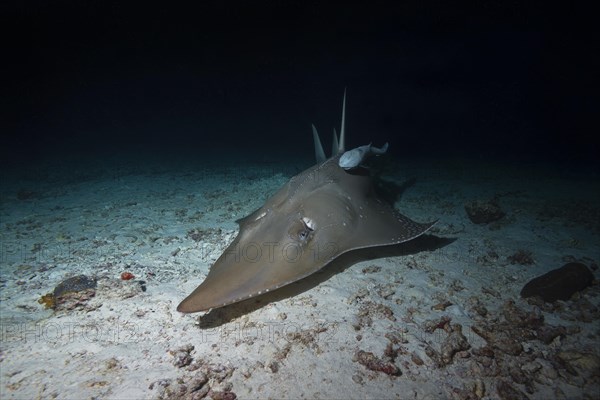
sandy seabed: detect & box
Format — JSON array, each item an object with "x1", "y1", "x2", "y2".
[{"x1": 1, "y1": 155, "x2": 599, "y2": 399}]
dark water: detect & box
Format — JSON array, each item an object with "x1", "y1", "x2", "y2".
[{"x1": 3, "y1": 2, "x2": 597, "y2": 174}]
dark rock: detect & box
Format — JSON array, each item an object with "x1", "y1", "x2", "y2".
[
  {"x1": 465, "y1": 199, "x2": 505, "y2": 224},
  {"x1": 54, "y1": 275, "x2": 97, "y2": 297},
  {"x1": 520, "y1": 263, "x2": 594, "y2": 302}
]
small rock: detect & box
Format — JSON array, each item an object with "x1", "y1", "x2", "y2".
[
  {"x1": 535, "y1": 324, "x2": 567, "y2": 344},
  {"x1": 496, "y1": 379, "x2": 529, "y2": 400},
  {"x1": 422, "y1": 316, "x2": 451, "y2": 333},
  {"x1": 465, "y1": 199, "x2": 505, "y2": 224},
  {"x1": 521, "y1": 361, "x2": 542, "y2": 374},
  {"x1": 473, "y1": 379, "x2": 486, "y2": 398},
  {"x1": 353, "y1": 350, "x2": 400, "y2": 376},
  {"x1": 440, "y1": 324, "x2": 471, "y2": 365},
  {"x1": 362, "y1": 265, "x2": 381, "y2": 274},
  {"x1": 169, "y1": 344, "x2": 195, "y2": 368},
  {"x1": 188, "y1": 373, "x2": 208, "y2": 393},
  {"x1": 431, "y1": 301, "x2": 453, "y2": 311},
  {"x1": 537, "y1": 359, "x2": 559, "y2": 380},
  {"x1": 502, "y1": 300, "x2": 543, "y2": 328},
  {"x1": 208, "y1": 390, "x2": 237, "y2": 400},
  {"x1": 507, "y1": 249, "x2": 535, "y2": 265},
  {"x1": 39, "y1": 275, "x2": 98, "y2": 311},
  {"x1": 411, "y1": 353, "x2": 424, "y2": 366},
  {"x1": 557, "y1": 351, "x2": 600, "y2": 380},
  {"x1": 266, "y1": 361, "x2": 279, "y2": 373}
]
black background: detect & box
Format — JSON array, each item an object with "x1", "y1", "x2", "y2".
[{"x1": 2, "y1": 1, "x2": 597, "y2": 167}]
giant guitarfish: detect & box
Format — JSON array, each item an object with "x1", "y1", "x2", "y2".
[{"x1": 177, "y1": 91, "x2": 436, "y2": 313}]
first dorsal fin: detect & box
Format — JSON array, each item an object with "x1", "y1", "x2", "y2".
[
  {"x1": 311, "y1": 89, "x2": 347, "y2": 163},
  {"x1": 332, "y1": 128, "x2": 339, "y2": 158},
  {"x1": 338, "y1": 87, "x2": 346, "y2": 154}
]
